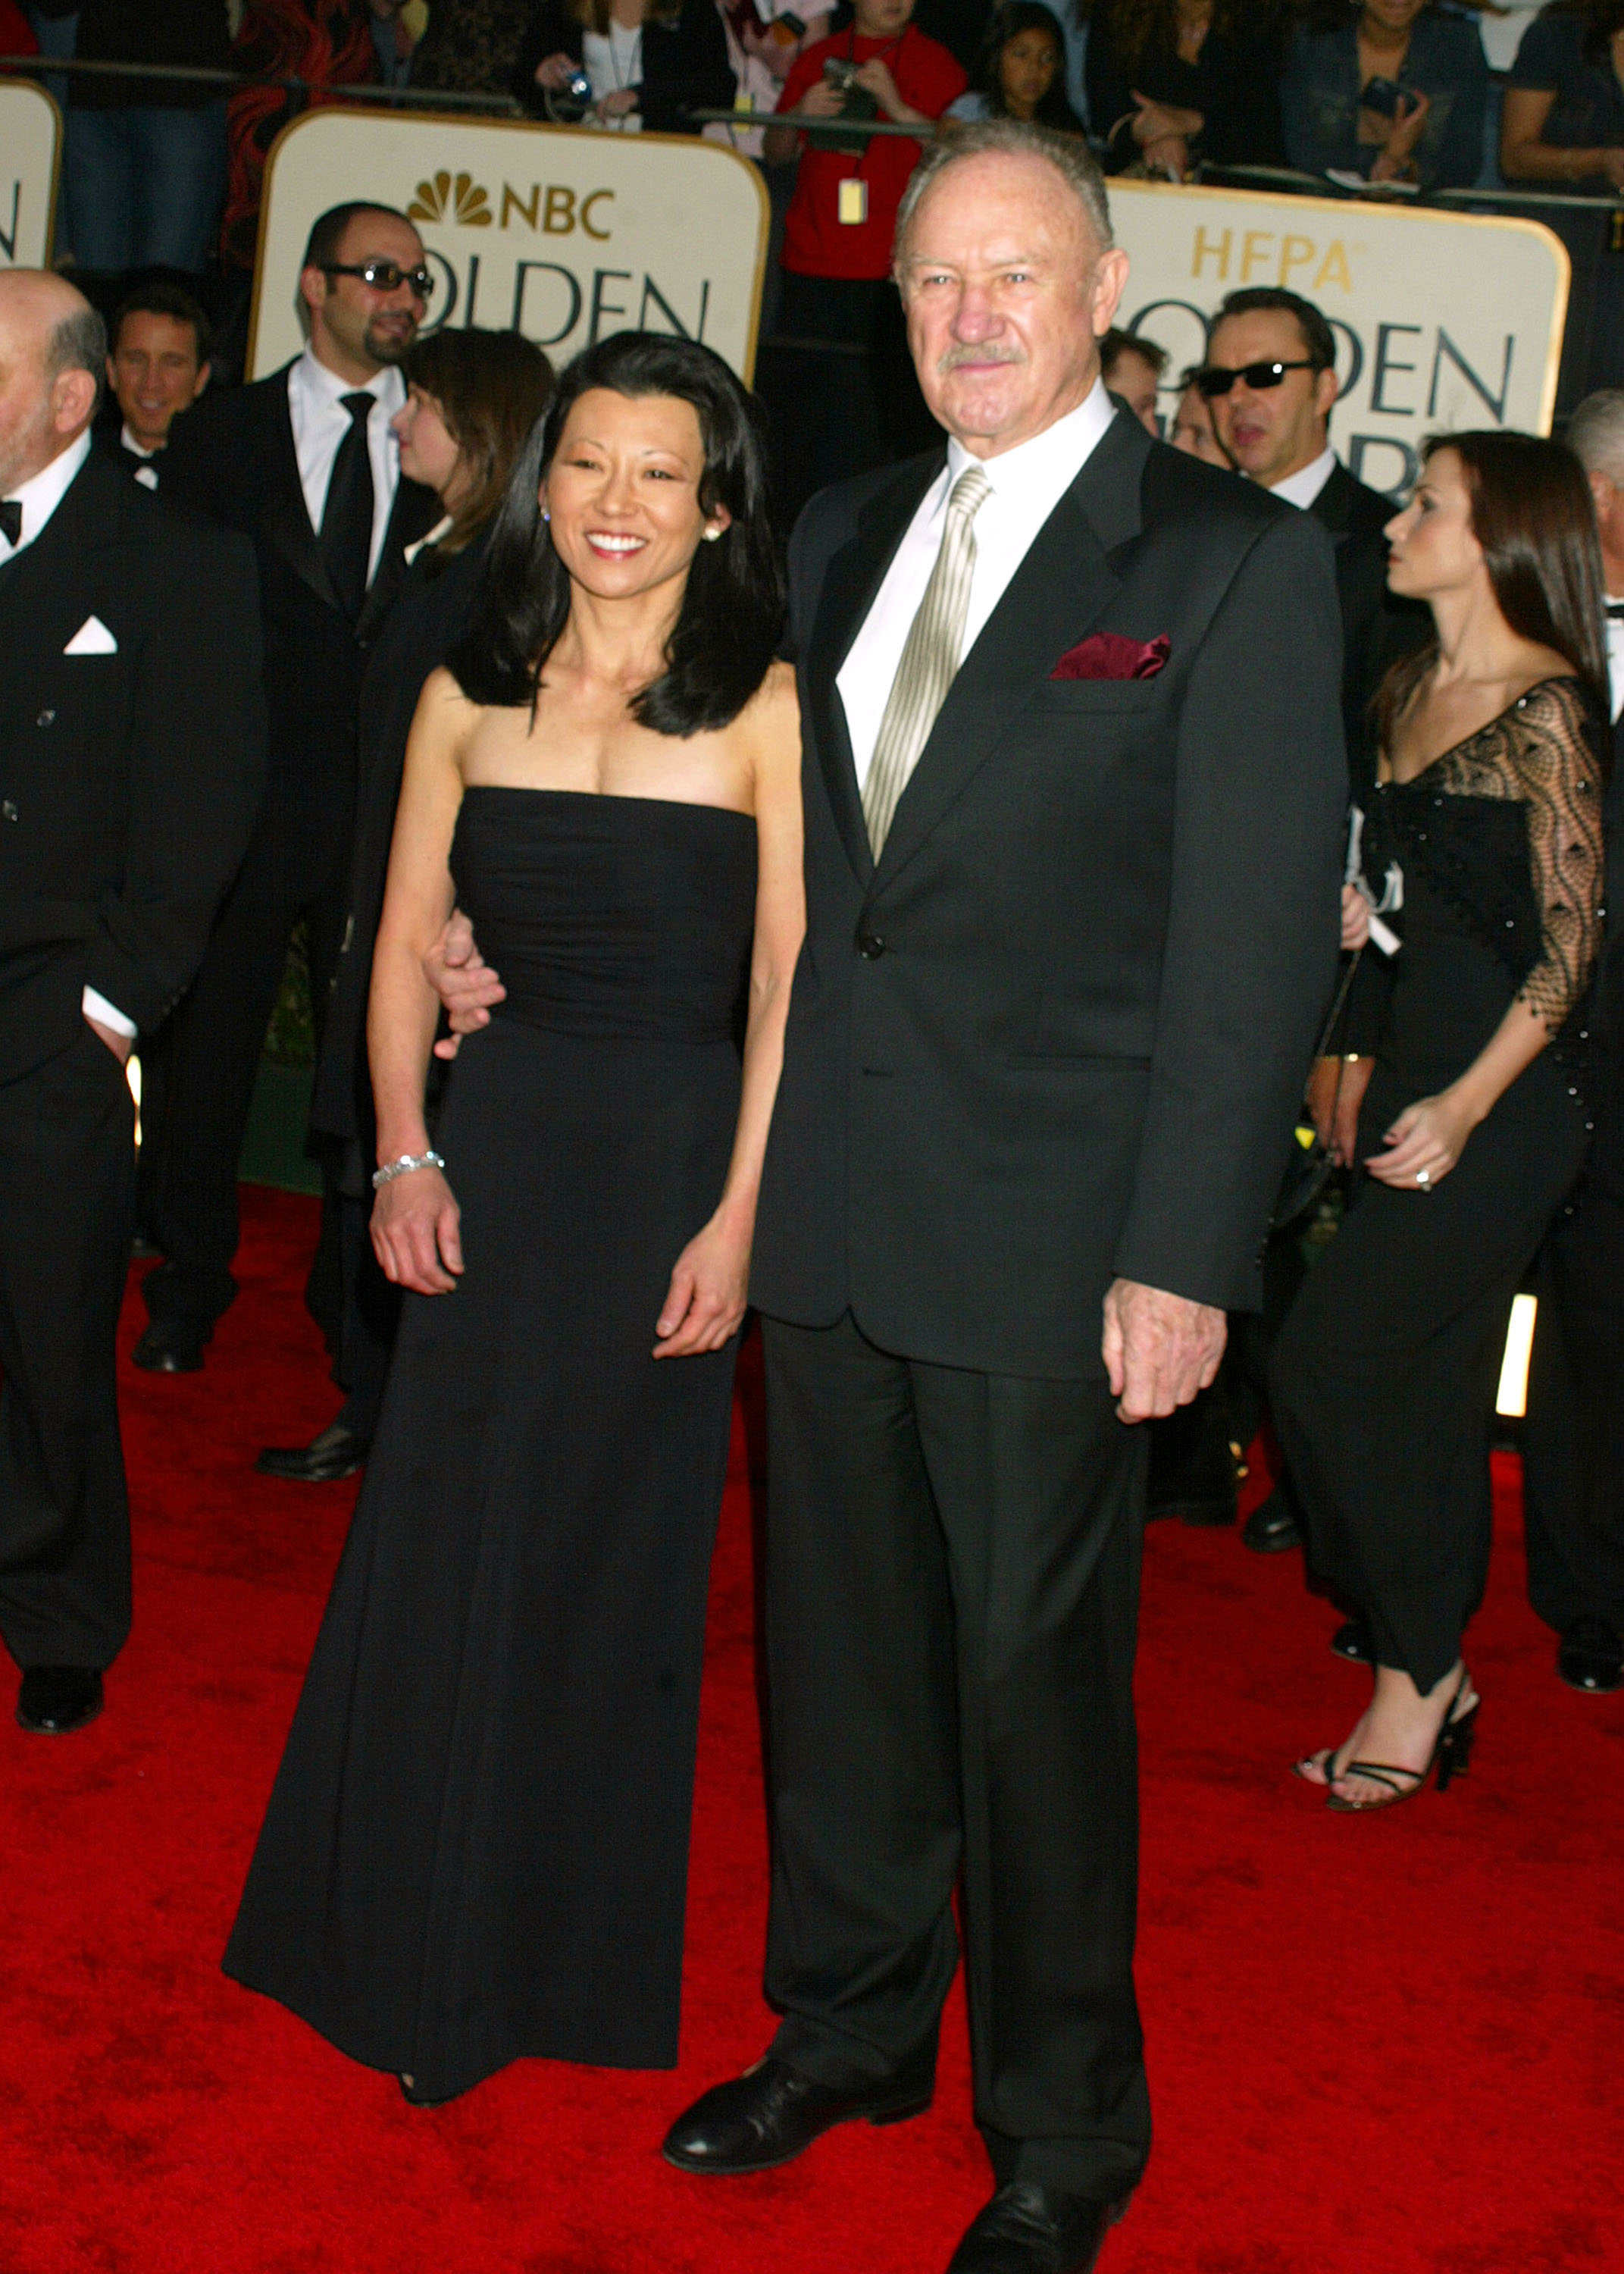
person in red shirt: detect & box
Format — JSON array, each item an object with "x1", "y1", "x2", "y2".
[{"x1": 762, "y1": 0, "x2": 964, "y2": 518}]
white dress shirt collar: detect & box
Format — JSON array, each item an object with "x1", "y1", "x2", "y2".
[
  {"x1": 287, "y1": 346, "x2": 406, "y2": 584},
  {"x1": 0, "y1": 431, "x2": 92, "y2": 562},
  {"x1": 1267, "y1": 444, "x2": 1338, "y2": 513},
  {"x1": 120, "y1": 421, "x2": 158, "y2": 460},
  {"x1": 943, "y1": 380, "x2": 1118, "y2": 512}
]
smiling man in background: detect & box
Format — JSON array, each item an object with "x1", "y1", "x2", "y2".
[{"x1": 102, "y1": 283, "x2": 213, "y2": 489}]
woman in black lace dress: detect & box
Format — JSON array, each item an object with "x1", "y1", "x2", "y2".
[{"x1": 1272, "y1": 431, "x2": 1609, "y2": 1812}]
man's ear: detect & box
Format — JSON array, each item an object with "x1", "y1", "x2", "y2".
[
  {"x1": 1313, "y1": 364, "x2": 1340, "y2": 420},
  {"x1": 298, "y1": 262, "x2": 327, "y2": 322},
  {"x1": 192, "y1": 361, "x2": 211, "y2": 402},
  {"x1": 52, "y1": 366, "x2": 97, "y2": 439},
  {"x1": 1089, "y1": 246, "x2": 1131, "y2": 339},
  {"x1": 104, "y1": 354, "x2": 118, "y2": 393}
]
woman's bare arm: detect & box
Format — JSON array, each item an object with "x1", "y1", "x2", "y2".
[
  {"x1": 655, "y1": 665, "x2": 806, "y2": 1356},
  {"x1": 1501, "y1": 86, "x2": 1624, "y2": 184}
]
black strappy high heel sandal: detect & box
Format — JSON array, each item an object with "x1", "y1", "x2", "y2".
[{"x1": 1323, "y1": 1669, "x2": 1478, "y2": 1814}]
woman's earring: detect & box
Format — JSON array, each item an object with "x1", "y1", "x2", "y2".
[
  {"x1": 542, "y1": 509, "x2": 550, "y2": 522},
  {"x1": 702, "y1": 525, "x2": 721, "y2": 542}
]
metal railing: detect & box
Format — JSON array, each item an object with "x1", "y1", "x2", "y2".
[{"x1": 0, "y1": 53, "x2": 521, "y2": 114}]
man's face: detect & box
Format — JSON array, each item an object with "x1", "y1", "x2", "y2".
[
  {"x1": 897, "y1": 152, "x2": 1128, "y2": 459},
  {"x1": 1588, "y1": 467, "x2": 1624, "y2": 589},
  {"x1": 1105, "y1": 343, "x2": 1161, "y2": 435},
  {"x1": 0, "y1": 275, "x2": 95, "y2": 496},
  {"x1": 1204, "y1": 309, "x2": 1338, "y2": 488},
  {"x1": 302, "y1": 211, "x2": 427, "y2": 377},
  {"x1": 853, "y1": 0, "x2": 913, "y2": 37},
  {"x1": 1169, "y1": 382, "x2": 1229, "y2": 468},
  {"x1": 108, "y1": 312, "x2": 207, "y2": 451}
]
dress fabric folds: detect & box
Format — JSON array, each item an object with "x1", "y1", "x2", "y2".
[
  {"x1": 1271, "y1": 679, "x2": 1607, "y2": 1692},
  {"x1": 226, "y1": 786, "x2": 757, "y2": 2099}
]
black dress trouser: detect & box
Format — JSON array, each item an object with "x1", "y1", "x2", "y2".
[
  {"x1": 0, "y1": 1027, "x2": 136, "y2": 1671},
  {"x1": 1522, "y1": 1172, "x2": 1624, "y2": 1638},
  {"x1": 759, "y1": 1311, "x2": 1151, "y2": 2203}
]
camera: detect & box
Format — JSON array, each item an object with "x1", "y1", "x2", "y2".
[{"x1": 564, "y1": 67, "x2": 593, "y2": 102}]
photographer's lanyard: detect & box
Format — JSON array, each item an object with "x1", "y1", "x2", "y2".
[{"x1": 837, "y1": 23, "x2": 906, "y2": 223}]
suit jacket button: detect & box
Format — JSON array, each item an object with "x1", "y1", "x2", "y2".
[
  {"x1": 857, "y1": 931, "x2": 886, "y2": 960},
  {"x1": 2, "y1": 800, "x2": 16, "y2": 821},
  {"x1": 36, "y1": 708, "x2": 55, "y2": 727}
]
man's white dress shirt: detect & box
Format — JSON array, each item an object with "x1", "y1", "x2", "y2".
[
  {"x1": 837, "y1": 382, "x2": 1117, "y2": 794},
  {"x1": 1605, "y1": 596, "x2": 1624, "y2": 724},
  {"x1": 286, "y1": 346, "x2": 405, "y2": 584},
  {"x1": 120, "y1": 421, "x2": 161, "y2": 490},
  {"x1": 1266, "y1": 443, "x2": 1338, "y2": 513},
  {"x1": 1, "y1": 431, "x2": 136, "y2": 1035}
]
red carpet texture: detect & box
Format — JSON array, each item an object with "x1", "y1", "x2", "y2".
[{"x1": 2, "y1": 1186, "x2": 1621, "y2": 2273}]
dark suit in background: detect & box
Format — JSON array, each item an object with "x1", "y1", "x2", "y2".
[
  {"x1": 139, "y1": 365, "x2": 434, "y2": 1342},
  {"x1": 1310, "y1": 458, "x2": 1427, "y2": 783},
  {"x1": 0, "y1": 450, "x2": 263, "y2": 1669},
  {"x1": 749, "y1": 411, "x2": 1345, "y2": 2194}
]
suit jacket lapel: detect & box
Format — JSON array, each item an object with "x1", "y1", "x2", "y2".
[
  {"x1": 805, "y1": 452, "x2": 943, "y2": 885},
  {"x1": 874, "y1": 409, "x2": 1149, "y2": 891},
  {"x1": 264, "y1": 375, "x2": 344, "y2": 615},
  {"x1": 358, "y1": 475, "x2": 437, "y2": 644}
]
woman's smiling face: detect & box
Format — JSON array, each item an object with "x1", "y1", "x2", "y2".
[{"x1": 540, "y1": 387, "x2": 728, "y2": 601}]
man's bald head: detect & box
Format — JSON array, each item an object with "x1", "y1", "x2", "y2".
[{"x1": 0, "y1": 270, "x2": 106, "y2": 498}]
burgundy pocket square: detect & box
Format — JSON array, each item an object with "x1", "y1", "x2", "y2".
[{"x1": 1050, "y1": 631, "x2": 1170, "y2": 682}]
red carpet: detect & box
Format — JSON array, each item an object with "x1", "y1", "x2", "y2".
[{"x1": 2, "y1": 1186, "x2": 1621, "y2": 2272}]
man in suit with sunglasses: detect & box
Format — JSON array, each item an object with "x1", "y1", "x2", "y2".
[{"x1": 134, "y1": 203, "x2": 437, "y2": 1395}]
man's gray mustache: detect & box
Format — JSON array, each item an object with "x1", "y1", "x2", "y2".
[{"x1": 936, "y1": 347, "x2": 1025, "y2": 373}]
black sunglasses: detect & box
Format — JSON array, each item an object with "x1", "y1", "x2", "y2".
[
  {"x1": 1195, "y1": 359, "x2": 1317, "y2": 399},
  {"x1": 323, "y1": 259, "x2": 435, "y2": 299}
]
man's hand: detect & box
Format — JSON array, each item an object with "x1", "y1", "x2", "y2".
[
  {"x1": 1101, "y1": 1279, "x2": 1226, "y2": 1424},
  {"x1": 424, "y1": 909, "x2": 505, "y2": 1060},
  {"x1": 85, "y1": 1014, "x2": 133, "y2": 1066}
]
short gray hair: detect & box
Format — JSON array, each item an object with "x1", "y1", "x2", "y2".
[
  {"x1": 45, "y1": 302, "x2": 108, "y2": 417},
  {"x1": 893, "y1": 119, "x2": 1113, "y2": 276},
  {"x1": 1567, "y1": 390, "x2": 1624, "y2": 483}
]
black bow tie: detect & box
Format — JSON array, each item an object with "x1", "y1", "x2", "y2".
[
  {"x1": 1608, "y1": 602, "x2": 1624, "y2": 620},
  {"x1": 0, "y1": 499, "x2": 21, "y2": 547}
]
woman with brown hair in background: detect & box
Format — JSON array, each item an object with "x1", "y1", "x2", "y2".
[
  {"x1": 259, "y1": 325, "x2": 554, "y2": 1486},
  {"x1": 1084, "y1": 0, "x2": 1287, "y2": 177},
  {"x1": 1272, "y1": 431, "x2": 1610, "y2": 1811}
]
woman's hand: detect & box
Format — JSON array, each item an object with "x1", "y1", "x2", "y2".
[
  {"x1": 1131, "y1": 91, "x2": 1201, "y2": 145},
  {"x1": 1366, "y1": 1085, "x2": 1478, "y2": 1189},
  {"x1": 534, "y1": 49, "x2": 577, "y2": 86},
  {"x1": 1367, "y1": 87, "x2": 1430, "y2": 181},
  {"x1": 1306, "y1": 1052, "x2": 1373, "y2": 1168},
  {"x1": 1140, "y1": 132, "x2": 1191, "y2": 179},
  {"x1": 1341, "y1": 882, "x2": 1372, "y2": 952},
  {"x1": 653, "y1": 1212, "x2": 750, "y2": 1358},
  {"x1": 371, "y1": 1166, "x2": 465, "y2": 1295},
  {"x1": 598, "y1": 86, "x2": 639, "y2": 117}
]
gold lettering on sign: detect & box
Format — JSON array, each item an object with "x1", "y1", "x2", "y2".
[
  {"x1": 498, "y1": 185, "x2": 616, "y2": 240},
  {"x1": 1241, "y1": 230, "x2": 1274, "y2": 283},
  {"x1": 1279, "y1": 233, "x2": 1316, "y2": 285},
  {"x1": 581, "y1": 190, "x2": 614, "y2": 241},
  {"x1": 1314, "y1": 240, "x2": 1352, "y2": 293},
  {"x1": 501, "y1": 183, "x2": 540, "y2": 230},
  {"x1": 1192, "y1": 226, "x2": 1231, "y2": 280}
]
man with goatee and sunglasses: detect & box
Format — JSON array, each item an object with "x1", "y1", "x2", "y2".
[{"x1": 134, "y1": 204, "x2": 438, "y2": 1423}]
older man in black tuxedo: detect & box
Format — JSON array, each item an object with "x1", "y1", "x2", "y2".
[
  {"x1": 134, "y1": 201, "x2": 437, "y2": 1383},
  {"x1": 0, "y1": 271, "x2": 263, "y2": 1735},
  {"x1": 659, "y1": 126, "x2": 1346, "y2": 2272}
]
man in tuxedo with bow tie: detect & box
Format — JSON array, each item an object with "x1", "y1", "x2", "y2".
[
  {"x1": 0, "y1": 271, "x2": 264, "y2": 1734},
  {"x1": 659, "y1": 123, "x2": 1347, "y2": 2271},
  {"x1": 133, "y1": 202, "x2": 437, "y2": 1388}
]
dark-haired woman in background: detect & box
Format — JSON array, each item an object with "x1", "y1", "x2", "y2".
[
  {"x1": 261, "y1": 327, "x2": 555, "y2": 1487},
  {"x1": 226, "y1": 334, "x2": 804, "y2": 2101},
  {"x1": 1281, "y1": 0, "x2": 1488, "y2": 193},
  {"x1": 515, "y1": 0, "x2": 734, "y2": 128},
  {"x1": 945, "y1": 0, "x2": 1087, "y2": 129},
  {"x1": 1084, "y1": 0, "x2": 1286, "y2": 179},
  {"x1": 1272, "y1": 432, "x2": 1608, "y2": 1812}
]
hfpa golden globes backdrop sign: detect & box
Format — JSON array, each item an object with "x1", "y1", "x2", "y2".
[
  {"x1": 247, "y1": 109, "x2": 769, "y2": 382},
  {"x1": 1110, "y1": 180, "x2": 1569, "y2": 493},
  {"x1": 0, "y1": 81, "x2": 61, "y2": 268}
]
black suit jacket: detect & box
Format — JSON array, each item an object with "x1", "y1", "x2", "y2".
[
  {"x1": 513, "y1": 0, "x2": 734, "y2": 131},
  {"x1": 749, "y1": 410, "x2": 1347, "y2": 1377},
  {"x1": 1310, "y1": 459, "x2": 1426, "y2": 785},
  {"x1": 0, "y1": 449, "x2": 266, "y2": 1086},
  {"x1": 159, "y1": 363, "x2": 437, "y2": 907}
]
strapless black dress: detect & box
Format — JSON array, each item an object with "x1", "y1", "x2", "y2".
[{"x1": 225, "y1": 788, "x2": 757, "y2": 2098}]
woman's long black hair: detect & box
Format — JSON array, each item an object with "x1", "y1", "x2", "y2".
[
  {"x1": 972, "y1": 1, "x2": 1085, "y2": 132},
  {"x1": 446, "y1": 330, "x2": 784, "y2": 738}
]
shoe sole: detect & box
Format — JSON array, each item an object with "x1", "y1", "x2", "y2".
[
  {"x1": 662, "y1": 2091, "x2": 933, "y2": 2175},
  {"x1": 16, "y1": 1697, "x2": 104, "y2": 1737},
  {"x1": 253, "y1": 1461, "x2": 365, "y2": 1483},
  {"x1": 1243, "y1": 1527, "x2": 1303, "y2": 1554}
]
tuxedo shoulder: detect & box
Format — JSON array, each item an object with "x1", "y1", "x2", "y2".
[
  {"x1": 1140, "y1": 440, "x2": 1287, "y2": 535},
  {"x1": 795, "y1": 450, "x2": 941, "y2": 550},
  {"x1": 171, "y1": 368, "x2": 287, "y2": 445}
]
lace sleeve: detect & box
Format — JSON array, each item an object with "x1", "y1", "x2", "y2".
[{"x1": 1506, "y1": 681, "x2": 1608, "y2": 1030}]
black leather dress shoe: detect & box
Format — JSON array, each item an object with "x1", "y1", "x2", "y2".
[
  {"x1": 1331, "y1": 1617, "x2": 1373, "y2": 1664},
  {"x1": 255, "y1": 1421, "x2": 370, "y2": 1483},
  {"x1": 1557, "y1": 1615, "x2": 1624, "y2": 1693},
  {"x1": 17, "y1": 1666, "x2": 104, "y2": 1734},
  {"x1": 132, "y1": 1318, "x2": 210, "y2": 1373},
  {"x1": 1242, "y1": 1486, "x2": 1303, "y2": 1553},
  {"x1": 947, "y1": 2183, "x2": 1127, "y2": 2274},
  {"x1": 662, "y1": 2053, "x2": 934, "y2": 2175}
]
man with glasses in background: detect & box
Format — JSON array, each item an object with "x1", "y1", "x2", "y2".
[{"x1": 133, "y1": 205, "x2": 437, "y2": 1405}]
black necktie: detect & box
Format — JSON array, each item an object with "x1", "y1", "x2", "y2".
[
  {"x1": 320, "y1": 392, "x2": 376, "y2": 621},
  {"x1": 1607, "y1": 602, "x2": 1624, "y2": 621},
  {"x1": 0, "y1": 499, "x2": 22, "y2": 547}
]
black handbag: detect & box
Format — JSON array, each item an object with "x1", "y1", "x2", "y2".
[{"x1": 1270, "y1": 948, "x2": 1364, "y2": 1233}]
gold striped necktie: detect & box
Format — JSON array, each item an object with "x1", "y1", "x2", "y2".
[{"x1": 862, "y1": 462, "x2": 992, "y2": 859}]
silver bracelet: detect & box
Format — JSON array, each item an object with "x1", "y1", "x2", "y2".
[{"x1": 372, "y1": 1150, "x2": 446, "y2": 1189}]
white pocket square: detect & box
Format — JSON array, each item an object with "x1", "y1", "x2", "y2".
[{"x1": 64, "y1": 615, "x2": 117, "y2": 655}]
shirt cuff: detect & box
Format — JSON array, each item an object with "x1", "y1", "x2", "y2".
[{"x1": 83, "y1": 985, "x2": 138, "y2": 1038}]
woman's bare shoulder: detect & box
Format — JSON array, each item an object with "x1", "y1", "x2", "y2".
[{"x1": 739, "y1": 658, "x2": 801, "y2": 744}]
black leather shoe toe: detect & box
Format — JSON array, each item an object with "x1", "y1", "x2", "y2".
[
  {"x1": 255, "y1": 1422, "x2": 371, "y2": 1483},
  {"x1": 947, "y1": 2182, "x2": 1128, "y2": 2274},
  {"x1": 1331, "y1": 1617, "x2": 1373, "y2": 1664},
  {"x1": 1242, "y1": 1487, "x2": 1303, "y2": 1553},
  {"x1": 132, "y1": 1319, "x2": 210, "y2": 1373},
  {"x1": 662, "y1": 2054, "x2": 933, "y2": 2175},
  {"x1": 17, "y1": 1666, "x2": 104, "y2": 1734},
  {"x1": 1558, "y1": 1616, "x2": 1623, "y2": 1693}
]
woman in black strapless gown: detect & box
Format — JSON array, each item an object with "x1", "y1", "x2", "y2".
[
  {"x1": 1272, "y1": 433, "x2": 1609, "y2": 1813},
  {"x1": 225, "y1": 335, "x2": 803, "y2": 2101}
]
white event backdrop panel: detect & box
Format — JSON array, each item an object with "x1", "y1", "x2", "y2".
[
  {"x1": 0, "y1": 81, "x2": 61, "y2": 268},
  {"x1": 1109, "y1": 180, "x2": 1570, "y2": 495},
  {"x1": 248, "y1": 109, "x2": 769, "y2": 382}
]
